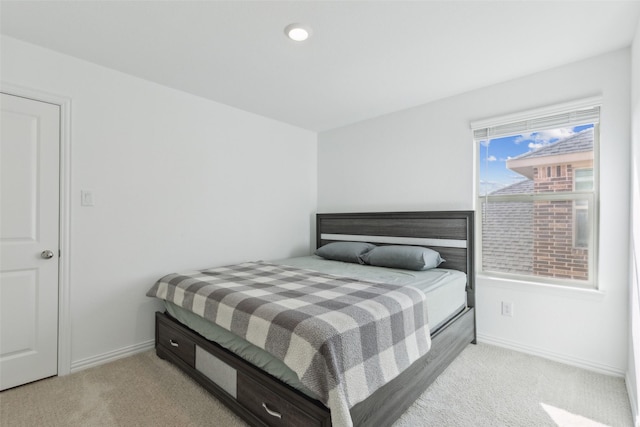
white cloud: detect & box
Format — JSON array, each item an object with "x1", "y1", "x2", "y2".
[
  {"x1": 537, "y1": 128, "x2": 576, "y2": 141},
  {"x1": 516, "y1": 127, "x2": 577, "y2": 152},
  {"x1": 487, "y1": 155, "x2": 497, "y2": 162}
]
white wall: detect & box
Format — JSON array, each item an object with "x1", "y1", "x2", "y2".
[
  {"x1": 1, "y1": 36, "x2": 318, "y2": 370},
  {"x1": 319, "y1": 49, "x2": 631, "y2": 375},
  {"x1": 629, "y1": 19, "x2": 640, "y2": 427}
]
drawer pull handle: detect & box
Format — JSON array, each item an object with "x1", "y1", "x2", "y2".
[
  {"x1": 262, "y1": 403, "x2": 282, "y2": 419},
  {"x1": 169, "y1": 339, "x2": 179, "y2": 347}
]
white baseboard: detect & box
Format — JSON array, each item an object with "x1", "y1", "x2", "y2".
[
  {"x1": 627, "y1": 372, "x2": 640, "y2": 427},
  {"x1": 69, "y1": 339, "x2": 155, "y2": 374},
  {"x1": 477, "y1": 333, "x2": 625, "y2": 377}
]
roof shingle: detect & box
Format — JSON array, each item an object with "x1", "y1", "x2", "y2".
[{"x1": 512, "y1": 128, "x2": 593, "y2": 160}]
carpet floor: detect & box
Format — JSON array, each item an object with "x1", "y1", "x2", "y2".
[{"x1": 0, "y1": 343, "x2": 633, "y2": 426}]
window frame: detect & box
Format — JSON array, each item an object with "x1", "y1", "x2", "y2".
[{"x1": 472, "y1": 98, "x2": 600, "y2": 289}]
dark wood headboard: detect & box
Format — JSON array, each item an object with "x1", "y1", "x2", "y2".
[{"x1": 316, "y1": 211, "x2": 475, "y2": 307}]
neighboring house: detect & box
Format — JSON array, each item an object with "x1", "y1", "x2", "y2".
[
  {"x1": 482, "y1": 128, "x2": 594, "y2": 281},
  {"x1": 482, "y1": 181, "x2": 534, "y2": 275}
]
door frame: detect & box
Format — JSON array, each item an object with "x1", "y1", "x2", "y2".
[{"x1": 1, "y1": 82, "x2": 72, "y2": 376}]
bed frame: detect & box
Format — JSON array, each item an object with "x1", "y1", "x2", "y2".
[{"x1": 155, "y1": 211, "x2": 475, "y2": 427}]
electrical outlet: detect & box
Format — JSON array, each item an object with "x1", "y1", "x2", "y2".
[{"x1": 501, "y1": 301, "x2": 514, "y2": 317}]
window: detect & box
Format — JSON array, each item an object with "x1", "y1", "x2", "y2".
[
  {"x1": 473, "y1": 99, "x2": 600, "y2": 288},
  {"x1": 574, "y1": 168, "x2": 593, "y2": 248}
]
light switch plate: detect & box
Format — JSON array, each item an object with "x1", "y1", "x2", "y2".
[{"x1": 81, "y1": 190, "x2": 94, "y2": 206}]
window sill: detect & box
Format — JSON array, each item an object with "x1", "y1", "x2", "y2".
[{"x1": 476, "y1": 273, "x2": 605, "y2": 301}]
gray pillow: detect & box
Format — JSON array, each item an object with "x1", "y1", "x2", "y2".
[
  {"x1": 314, "y1": 242, "x2": 376, "y2": 264},
  {"x1": 360, "y1": 245, "x2": 444, "y2": 271}
]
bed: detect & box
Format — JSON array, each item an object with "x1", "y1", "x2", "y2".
[{"x1": 148, "y1": 211, "x2": 475, "y2": 427}]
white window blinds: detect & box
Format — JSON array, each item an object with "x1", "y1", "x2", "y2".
[{"x1": 471, "y1": 97, "x2": 601, "y2": 140}]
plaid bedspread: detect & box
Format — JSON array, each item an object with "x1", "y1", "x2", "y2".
[{"x1": 147, "y1": 261, "x2": 431, "y2": 427}]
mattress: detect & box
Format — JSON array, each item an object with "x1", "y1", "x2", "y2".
[{"x1": 163, "y1": 255, "x2": 467, "y2": 399}]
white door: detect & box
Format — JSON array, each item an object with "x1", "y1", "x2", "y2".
[{"x1": 0, "y1": 93, "x2": 60, "y2": 390}]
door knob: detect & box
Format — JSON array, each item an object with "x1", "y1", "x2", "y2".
[{"x1": 41, "y1": 250, "x2": 54, "y2": 259}]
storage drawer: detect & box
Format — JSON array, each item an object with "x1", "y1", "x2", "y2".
[
  {"x1": 157, "y1": 319, "x2": 195, "y2": 368},
  {"x1": 237, "y1": 373, "x2": 325, "y2": 427}
]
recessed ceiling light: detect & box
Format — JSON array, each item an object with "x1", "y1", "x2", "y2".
[{"x1": 285, "y1": 23, "x2": 311, "y2": 42}]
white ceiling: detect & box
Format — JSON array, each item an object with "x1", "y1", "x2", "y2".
[{"x1": 2, "y1": 1, "x2": 640, "y2": 132}]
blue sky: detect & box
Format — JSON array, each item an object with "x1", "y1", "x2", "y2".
[{"x1": 479, "y1": 124, "x2": 593, "y2": 196}]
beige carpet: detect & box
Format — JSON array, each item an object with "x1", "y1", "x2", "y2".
[{"x1": 0, "y1": 343, "x2": 633, "y2": 426}]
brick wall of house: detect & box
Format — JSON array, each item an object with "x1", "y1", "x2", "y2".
[{"x1": 533, "y1": 165, "x2": 589, "y2": 280}]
